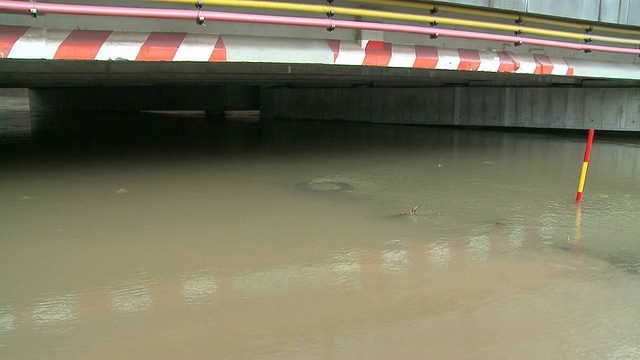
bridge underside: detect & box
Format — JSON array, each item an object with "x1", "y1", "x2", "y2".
[
  {"x1": 2, "y1": 7, "x2": 640, "y2": 131},
  {"x1": 4, "y1": 58, "x2": 640, "y2": 132}
]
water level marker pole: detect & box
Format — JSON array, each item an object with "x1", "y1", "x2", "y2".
[{"x1": 576, "y1": 129, "x2": 595, "y2": 202}]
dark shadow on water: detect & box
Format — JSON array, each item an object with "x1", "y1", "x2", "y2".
[
  {"x1": 0, "y1": 111, "x2": 481, "y2": 165},
  {"x1": 2, "y1": 111, "x2": 640, "y2": 167},
  {"x1": 0, "y1": 111, "x2": 262, "y2": 165}
]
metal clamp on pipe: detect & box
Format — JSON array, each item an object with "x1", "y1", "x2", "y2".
[
  {"x1": 195, "y1": 1, "x2": 205, "y2": 25},
  {"x1": 326, "y1": 0, "x2": 335, "y2": 29},
  {"x1": 430, "y1": 6, "x2": 438, "y2": 14},
  {"x1": 585, "y1": 25, "x2": 593, "y2": 33},
  {"x1": 29, "y1": 0, "x2": 37, "y2": 18},
  {"x1": 430, "y1": 20, "x2": 438, "y2": 27},
  {"x1": 514, "y1": 39, "x2": 522, "y2": 46},
  {"x1": 325, "y1": 0, "x2": 335, "y2": 17},
  {"x1": 515, "y1": 16, "x2": 523, "y2": 25},
  {"x1": 430, "y1": 32, "x2": 438, "y2": 39}
]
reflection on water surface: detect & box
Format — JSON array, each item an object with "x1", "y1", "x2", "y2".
[{"x1": 1, "y1": 109, "x2": 639, "y2": 359}]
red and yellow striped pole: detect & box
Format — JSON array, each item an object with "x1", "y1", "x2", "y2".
[{"x1": 576, "y1": 129, "x2": 595, "y2": 202}]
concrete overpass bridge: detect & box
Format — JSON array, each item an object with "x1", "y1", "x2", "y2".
[{"x1": 1, "y1": 0, "x2": 640, "y2": 130}]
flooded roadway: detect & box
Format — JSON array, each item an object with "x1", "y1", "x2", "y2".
[{"x1": 1, "y1": 101, "x2": 640, "y2": 359}]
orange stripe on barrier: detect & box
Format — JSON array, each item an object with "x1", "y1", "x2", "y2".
[
  {"x1": 77, "y1": 291, "x2": 112, "y2": 318},
  {"x1": 363, "y1": 40, "x2": 392, "y2": 66},
  {"x1": 360, "y1": 251, "x2": 383, "y2": 278},
  {"x1": 136, "y1": 32, "x2": 186, "y2": 61},
  {"x1": 54, "y1": 30, "x2": 112, "y2": 60},
  {"x1": 413, "y1": 45, "x2": 439, "y2": 69},
  {"x1": 209, "y1": 36, "x2": 227, "y2": 62},
  {"x1": 457, "y1": 49, "x2": 481, "y2": 71},
  {"x1": 489, "y1": 224, "x2": 509, "y2": 253},
  {"x1": 496, "y1": 51, "x2": 519, "y2": 72},
  {"x1": 408, "y1": 243, "x2": 427, "y2": 271},
  {"x1": 0, "y1": 25, "x2": 29, "y2": 58},
  {"x1": 151, "y1": 282, "x2": 183, "y2": 307},
  {"x1": 217, "y1": 275, "x2": 235, "y2": 300},
  {"x1": 533, "y1": 54, "x2": 554, "y2": 74},
  {"x1": 326, "y1": 39, "x2": 340, "y2": 62}
]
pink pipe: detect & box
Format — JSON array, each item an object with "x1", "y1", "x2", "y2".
[{"x1": 1, "y1": 0, "x2": 639, "y2": 55}]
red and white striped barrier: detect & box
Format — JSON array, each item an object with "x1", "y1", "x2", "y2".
[
  {"x1": 0, "y1": 26, "x2": 226, "y2": 62},
  {"x1": 326, "y1": 39, "x2": 574, "y2": 75},
  {"x1": 0, "y1": 25, "x2": 581, "y2": 77}
]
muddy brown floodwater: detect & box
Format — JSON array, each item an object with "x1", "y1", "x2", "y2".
[{"x1": 1, "y1": 105, "x2": 639, "y2": 359}]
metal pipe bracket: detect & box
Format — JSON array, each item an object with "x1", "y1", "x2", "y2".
[{"x1": 29, "y1": 0, "x2": 37, "y2": 18}]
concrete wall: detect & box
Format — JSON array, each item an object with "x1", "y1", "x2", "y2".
[
  {"x1": 434, "y1": 0, "x2": 640, "y2": 26},
  {"x1": 29, "y1": 86, "x2": 226, "y2": 113},
  {"x1": 0, "y1": 88, "x2": 28, "y2": 97},
  {"x1": 261, "y1": 86, "x2": 640, "y2": 131},
  {"x1": 28, "y1": 85, "x2": 260, "y2": 113}
]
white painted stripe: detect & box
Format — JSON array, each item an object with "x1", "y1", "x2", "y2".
[
  {"x1": 566, "y1": 58, "x2": 640, "y2": 80},
  {"x1": 549, "y1": 56, "x2": 570, "y2": 76},
  {"x1": 538, "y1": 214, "x2": 555, "y2": 247},
  {"x1": 468, "y1": 233, "x2": 491, "y2": 262},
  {"x1": 508, "y1": 224, "x2": 525, "y2": 250},
  {"x1": 511, "y1": 53, "x2": 538, "y2": 74},
  {"x1": 477, "y1": 50, "x2": 501, "y2": 72},
  {"x1": 32, "y1": 296, "x2": 77, "y2": 326},
  {"x1": 181, "y1": 275, "x2": 218, "y2": 304},
  {"x1": 388, "y1": 44, "x2": 416, "y2": 68},
  {"x1": 173, "y1": 33, "x2": 219, "y2": 62},
  {"x1": 111, "y1": 284, "x2": 152, "y2": 314},
  {"x1": 382, "y1": 249, "x2": 408, "y2": 273},
  {"x1": 225, "y1": 36, "x2": 333, "y2": 64},
  {"x1": 95, "y1": 31, "x2": 150, "y2": 61},
  {"x1": 332, "y1": 251, "x2": 361, "y2": 274},
  {"x1": 428, "y1": 241, "x2": 452, "y2": 266},
  {"x1": 0, "y1": 307, "x2": 16, "y2": 333},
  {"x1": 335, "y1": 41, "x2": 366, "y2": 65},
  {"x1": 8, "y1": 28, "x2": 71, "y2": 60},
  {"x1": 435, "y1": 48, "x2": 461, "y2": 70}
]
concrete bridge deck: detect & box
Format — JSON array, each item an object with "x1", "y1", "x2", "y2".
[{"x1": 1, "y1": 0, "x2": 640, "y2": 130}]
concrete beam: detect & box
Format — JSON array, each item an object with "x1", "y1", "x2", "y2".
[
  {"x1": 261, "y1": 86, "x2": 640, "y2": 131},
  {"x1": 0, "y1": 59, "x2": 588, "y2": 89}
]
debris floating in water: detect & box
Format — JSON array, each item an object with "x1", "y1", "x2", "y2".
[
  {"x1": 294, "y1": 180, "x2": 355, "y2": 193},
  {"x1": 403, "y1": 205, "x2": 420, "y2": 216},
  {"x1": 116, "y1": 188, "x2": 128, "y2": 194}
]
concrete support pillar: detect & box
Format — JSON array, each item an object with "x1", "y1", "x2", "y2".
[
  {"x1": 357, "y1": 28, "x2": 384, "y2": 48},
  {"x1": 261, "y1": 86, "x2": 640, "y2": 131}
]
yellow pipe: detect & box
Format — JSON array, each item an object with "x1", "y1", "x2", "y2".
[
  {"x1": 350, "y1": 0, "x2": 640, "y2": 37},
  {"x1": 152, "y1": 0, "x2": 640, "y2": 46}
]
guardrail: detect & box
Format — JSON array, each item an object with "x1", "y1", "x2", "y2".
[{"x1": 0, "y1": 0, "x2": 639, "y2": 56}]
